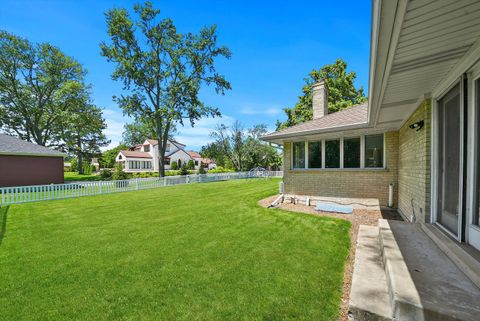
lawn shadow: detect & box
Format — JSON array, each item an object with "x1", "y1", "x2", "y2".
[{"x1": 0, "y1": 206, "x2": 9, "y2": 247}]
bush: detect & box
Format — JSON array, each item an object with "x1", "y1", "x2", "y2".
[
  {"x1": 187, "y1": 159, "x2": 195, "y2": 170},
  {"x1": 70, "y1": 158, "x2": 78, "y2": 172},
  {"x1": 112, "y1": 163, "x2": 129, "y2": 180},
  {"x1": 82, "y1": 161, "x2": 92, "y2": 175},
  {"x1": 171, "y1": 161, "x2": 178, "y2": 170},
  {"x1": 179, "y1": 164, "x2": 189, "y2": 175},
  {"x1": 198, "y1": 163, "x2": 206, "y2": 174},
  {"x1": 208, "y1": 166, "x2": 235, "y2": 173},
  {"x1": 100, "y1": 169, "x2": 112, "y2": 180}
]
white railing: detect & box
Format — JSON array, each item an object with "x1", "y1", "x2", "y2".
[{"x1": 0, "y1": 171, "x2": 283, "y2": 206}]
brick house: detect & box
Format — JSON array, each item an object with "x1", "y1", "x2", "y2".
[{"x1": 263, "y1": 0, "x2": 480, "y2": 319}]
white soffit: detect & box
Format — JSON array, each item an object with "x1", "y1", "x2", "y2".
[{"x1": 375, "y1": 0, "x2": 480, "y2": 128}]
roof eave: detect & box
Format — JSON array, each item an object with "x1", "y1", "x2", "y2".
[{"x1": 261, "y1": 122, "x2": 369, "y2": 142}]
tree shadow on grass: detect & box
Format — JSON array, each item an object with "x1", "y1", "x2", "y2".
[{"x1": 0, "y1": 206, "x2": 9, "y2": 247}]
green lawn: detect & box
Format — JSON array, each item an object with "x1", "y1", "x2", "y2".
[
  {"x1": 64, "y1": 171, "x2": 101, "y2": 181},
  {"x1": 0, "y1": 179, "x2": 351, "y2": 321}
]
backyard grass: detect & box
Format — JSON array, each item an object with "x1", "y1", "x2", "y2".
[{"x1": 0, "y1": 178, "x2": 351, "y2": 321}]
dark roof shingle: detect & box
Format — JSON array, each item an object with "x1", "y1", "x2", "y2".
[
  {"x1": 262, "y1": 103, "x2": 368, "y2": 140},
  {"x1": 0, "y1": 134, "x2": 65, "y2": 157}
]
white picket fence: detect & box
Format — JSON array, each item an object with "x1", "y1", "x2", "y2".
[{"x1": 0, "y1": 171, "x2": 283, "y2": 206}]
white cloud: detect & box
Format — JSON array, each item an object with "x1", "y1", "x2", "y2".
[{"x1": 239, "y1": 106, "x2": 281, "y2": 116}]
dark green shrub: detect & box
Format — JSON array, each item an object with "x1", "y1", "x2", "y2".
[
  {"x1": 187, "y1": 159, "x2": 195, "y2": 170},
  {"x1": 198, "y1": 163, "x2": 206, "y2": 174},
  {"x1": 100, "y1": 169, "x2": 112, "y2": 180},
  {"x1": 179, "y1": 164, "x2": 189, "y2": 175},
  {"x1": 171, "y1": 161, "x2": 178, "y2": 170},
  {"x1": 112, "y1": 163, "x2": 129, "y2": 180}
]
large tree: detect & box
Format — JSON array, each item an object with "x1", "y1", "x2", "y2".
[
  {"x1": 207, "y1": 122, "x2": 280, "y2": 171},
  {"x1": 59, "y1": 81, "x2": 110, "y2": 173},
  {"x1": 276, "y1": 59, "x2": 367, "y2": 130},
  {"x1": 100, "y1": 1, "x2": 231, "y2": 177},
  {"x1": 0, "y1": 30, "x2": 85, "y2": 146}
]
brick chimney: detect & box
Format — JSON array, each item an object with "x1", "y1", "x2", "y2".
[{"x1": 312, "y1": 79, "x2": 328, "y2": 119}]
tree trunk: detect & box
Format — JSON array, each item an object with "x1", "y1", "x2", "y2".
[{"x1": 78, "y1": 153, "x2": 83, "y2": 174}]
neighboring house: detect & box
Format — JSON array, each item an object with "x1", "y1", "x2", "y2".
[
  {"x1": 187, "y1": 151, "x2": 217, "y2": 170},
  {"x1": 263, "y1": 1, "x2": 480, "y2": 319},
  {"x1": 0, "y1": 134, "x2": 65, "y2": 187},
  {"x1": 115, "y1": 139, "x2": 213, "y2": 172}
]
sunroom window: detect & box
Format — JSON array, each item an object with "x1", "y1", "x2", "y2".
[
  {"x1": 365, "y1": 134, "x2": 384, "y2": 168},
  {"x1": 292, "y1": 142, "x2": 305, "y2": 168},
  {"x1": 308, "y1": 141, "x2": 322, "y2": 168},
  {"x1": 344, "y1": 137, "x2": 361, "y2": 168},
  {"x1": 325, "y1": 139, "x2": 340, "y2": 168}
]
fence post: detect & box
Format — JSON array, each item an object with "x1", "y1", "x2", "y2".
[
  {"x1": 186, "y1": 175, "x2": 190, "y2": 184},
  {"x1": 135, "y1": 178, "x2": 139, "y2": 190}
]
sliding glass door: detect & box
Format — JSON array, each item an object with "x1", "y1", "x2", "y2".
[{"x1": 436, "y1": 83, "x2": 462, "y2": 236}]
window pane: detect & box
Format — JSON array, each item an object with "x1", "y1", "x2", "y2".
[
  {"x1": 365, "y1": 134, "x2": 384, "y2": 168},
  {"x1": 344, "y1": 137, "x2": 361, "y2": 168},
  {"x1": 292, "y1": 142, "x2": 305, "y2": 168},
  {"x1": 308, "y1": 141, "x2": 322, "y2": 168},
  {"x1": 325, "y1": 140, "x2": 340, "y2": 168}
]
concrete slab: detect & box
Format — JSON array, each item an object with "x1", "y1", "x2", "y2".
[
  {"x1": 382, "y1": 219, "x2": 480, "y2": 321},
  {"x1": 349, "y1": 225, "x2": 392, "y2": 321}
]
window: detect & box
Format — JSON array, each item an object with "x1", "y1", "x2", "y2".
[
  {"x1": 164, "y1": 158, "x2": 170, "y2": 165},
  {"x1": 365, "y1": 134, "x2": 384, "y2": 168},
  {"x1": 292, "y1": 142, "x2": 305, "y2": 168},
  {"x1": 308, "y1": 141, "x2": 322, "y2": 168},
  {"x1": 144, "y1": 145, "x2": 150, "y2": 152},
  {"x1": 118, "y1": 155, "x2": 122, "y2": 160},
  {"x1": 195, "y1": 160, "x2": 199, "y2": 166},
  {"x1": 344, "y1": 137, "x2": 361, "y2": 168},
  {"x1": 325, "y1": 140, "x2": 340, "y2": 168}
]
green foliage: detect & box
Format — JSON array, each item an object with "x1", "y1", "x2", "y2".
[
  {"x1": 0, "y1": 30, "x2": 107, "y2": 150},
  {"x1": 179, "y1": 164, "x2": 189, "y2": 175},
  {"x1": 207, "y1": 166, "x2": 235, "y2": 173},
  {"x1": 276, "y1": 58, "x2": 367, "y2": 130},
  {"x1": 100, "y1": 1, "x2": 231, "y2": 176},
  {"x1": 198, "y1": 163, "x2": 207, "y2": 174},
  {"x1": 170, "y1": 161, "x2": 178, "y2": 170},
  {"x1": 100, "y1": 169, "x2": 113, "y2": 180},
  {"x1": 112, "y1": 163, "x2": 128, "y2": 180},
  {"x1": 101, "y1": 144, "x2": 128, "y2": 168},
  {"x1": 81, "y1": 161, "x2": 93, "y2": 175},
  {"x1": 121, "y1": 118, "x2": 157, "y2": 146},
  {"x1": 206, "y1": 122, "x2": 281, "y2": 171},
  {"x1": 70, "y1": 158, "x2": 78, "y2": 172},
  {"x1": 187, "y1": 159, "x2": 195, "y2": 170}
]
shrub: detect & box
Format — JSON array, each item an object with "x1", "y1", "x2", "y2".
[
  {"x1": 70, "y1": 158, "x2": 78, "y2": 172},
  {"x1": 82, "y1": 161, "x2": 92, "y2": 175},
  {"x1": 208, "y1": 166, "x2": 235, "y2": 173},
  {"x1": 100, "y1": 169, "x2": 112, "y2": 180},
  {"x1": 179, "y1": 164, "x2": 189, "y2": 175},
  {"x1": 112, "y1": 163, "x2": 129, "y2": 180},
  {"x1": 171, "y1": 161, "x2": 178, "y2": 170},
  {"x1": 198, "y1": 163, "x2": 206, "y2": 174},
  {"x1": 187, "y1": 159, "x2": 195, "y2": 170}
]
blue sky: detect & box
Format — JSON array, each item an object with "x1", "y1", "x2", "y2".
[{"x1": 0, "y1": 0, "x2": 371, "y2": 150}]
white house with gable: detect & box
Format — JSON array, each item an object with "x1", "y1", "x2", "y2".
[{"x1": 115, "y1": 139, "x2": 215, "y2": 172}]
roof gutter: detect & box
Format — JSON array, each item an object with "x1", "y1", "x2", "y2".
[{"x1": 0, "y1": 151, "x2": 65, "y2": 157}]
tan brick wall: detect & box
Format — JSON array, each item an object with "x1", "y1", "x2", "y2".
[
  {"x1": 283, "y1": 131, "x2": 399, "y2": 207},
  {"x1": 398, "y1": 99, "x2": 432, "y2": 222}
]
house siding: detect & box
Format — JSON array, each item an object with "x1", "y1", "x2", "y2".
[
  {"x1": 282, "y1": 131, "x2": 399, "y2": 207},
  {"x1": 398, "y1": 99, "x2": 432, "y2": 223},
  {"x1": 0, "y1": 155, "x2": 64, "y2": 187}
]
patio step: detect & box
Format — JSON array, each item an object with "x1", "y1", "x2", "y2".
[
  {"x1": 348, "y1": 225, "x2": 392, "y2": 321},
  {"x1": 378, "y1": 219, "x2": 480, "y2": 321}
]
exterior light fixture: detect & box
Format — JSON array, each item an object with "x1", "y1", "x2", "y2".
[{"x1": 409, "y1": 120, "x2": 424, "y2": 131}]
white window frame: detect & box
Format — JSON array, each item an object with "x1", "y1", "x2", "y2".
[{"x1": 292, "y1": 133, "x2": 386, "y2": 171}]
